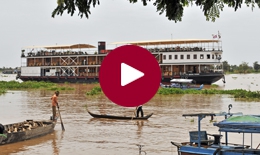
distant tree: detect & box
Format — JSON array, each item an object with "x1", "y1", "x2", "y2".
[
  {"x1": 238, "y1": 62, "x2": 250, "y2": 74},
  {"x1": 253, "y1": 61, "x2": 260, "y2": 72},
  {"x1": 222, "y1": 60, "x2": 230, "y2": 72},
  {"x1": 230, "y1": 65, "x2": 238, "y2": 73},
  {"x1": 51, "y1": 0, "x2": 260, "y2": 22}
]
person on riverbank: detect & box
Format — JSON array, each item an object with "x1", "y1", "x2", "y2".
[
  {"x1": 51, "y1": 91, "x2": 59, "y2": 121},
  {"x1": 136, "y1": 105, "x2": 144, "y2": 117}
]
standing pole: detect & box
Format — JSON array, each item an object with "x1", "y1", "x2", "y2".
[{"x1": 57, "y1": 103, "x2": 65, "y2": 131}]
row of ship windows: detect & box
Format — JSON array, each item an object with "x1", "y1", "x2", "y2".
[{"x1": 163, "y1": 54, "x2": 221, "y2": 60}]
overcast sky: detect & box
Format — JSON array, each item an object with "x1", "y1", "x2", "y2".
[{"x1": 1, "y1": 0, "x2": 259, "y2": 68}]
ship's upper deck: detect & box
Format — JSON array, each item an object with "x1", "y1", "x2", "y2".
[
  {"x1": 112, "y1": 39, "x2": 222, "y2": 53},
  {"x1": 24, "y1": 44, "x2": 96, "y2": 49},
  {"x1": 112, "y1": 39, "x2": 220, "y2": 46},
  {"x1": 21, "y1": 39, "x2": 222, "y2": 58}
]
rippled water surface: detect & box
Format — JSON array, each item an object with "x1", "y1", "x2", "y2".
[{"x1": 0, "y1": 73, "x2": 260, "y2": 155}]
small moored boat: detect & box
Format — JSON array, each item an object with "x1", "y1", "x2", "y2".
[
  {"x1": 160, "y1": 79, "x2": 204, "y2": 90},
  {"x1": 0, "y1": 119, "x2": 56, "y2": 145},
  {"x1": 87, "y1": 110, "x2": 153, "y2": 120},
  {"x1": 171, "y1": 104, "x2": 260, "y2": 155}
]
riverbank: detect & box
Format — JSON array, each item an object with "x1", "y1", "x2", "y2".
[
  {"x1": 0, "y1": 81, "x2": 74, "y2": 95},
  {"x1": 85, "y1": 85, "x2": 260, "y2": 101}
]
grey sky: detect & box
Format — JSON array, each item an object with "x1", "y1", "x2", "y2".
[{"x1": 0, "y1": 0, "x2": 259, "y2": 68}]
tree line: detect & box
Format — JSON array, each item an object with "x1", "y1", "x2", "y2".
[
  {"x1": 2, "y1": 61, "x2": 260, "y2": 74},
  {"x1": 223, "y1": 61, "x2": 260, "y2": 74}
]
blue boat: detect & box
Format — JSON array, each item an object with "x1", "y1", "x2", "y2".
[
  {"x1": 171, "y1": 104, "x2": 260, "y2": 155},
  {"x1": 160, "y1": 79, "x2": 204, "y2": 90}
]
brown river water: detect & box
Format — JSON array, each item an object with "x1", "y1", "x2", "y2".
[{"x1": 0, "y1": 73, "x2": 260, "y2": 155}]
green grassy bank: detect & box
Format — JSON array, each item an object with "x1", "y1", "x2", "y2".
[
  {"x1": 0, "y1": 81, "x2": 74, "y2": 95},
  {"x1": 86, "y1": 86, "x2": 260, "y2": 100}
]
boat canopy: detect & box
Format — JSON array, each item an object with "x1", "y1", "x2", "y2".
[
  {"x1": 214, "y1": 115, "x2": 260, "y2": 133},
  {"x1": 182, "y1": 112, "x2": 243, "y2": 118},
  {"x1": 24, "y1": 44, "x2": 96, "y2": 49},
  {"x1": 170, "y1": 79, "x2": 194, "y2": 83},
  {"x1": 112, "y1": 39, "x2": 219, "y2": 46}
]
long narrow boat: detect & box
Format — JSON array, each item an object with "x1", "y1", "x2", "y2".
[
  {"x1": 171, "y1": 105, "x2": 260, "y2": 155},
  {"x1": 0, "y1": 119, "x2": 56, "y2": 145},
  {"x1": 87, "y1": 110, "x2": 153, "y2": 120}
]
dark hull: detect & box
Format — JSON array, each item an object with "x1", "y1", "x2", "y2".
[
  {"x1": 87, "y1": 110, "x2": 153, "y2": 120},
  {"x1": 162, "y1": 73, "x2": 224, "y2": 84},
  {"x1": 19, "y1": 73, "x2": 224, "y2": 84},
  {"x1": 0, "y1": 120, "x2": 56, "y2": 145}
]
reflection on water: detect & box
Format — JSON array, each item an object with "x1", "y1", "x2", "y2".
[
  {"x1": 0, "y1": 73, "x2": 260, "y2": 154},
  {"x1": 136, "y1": 121, "x2": 144, "y2": 139}
]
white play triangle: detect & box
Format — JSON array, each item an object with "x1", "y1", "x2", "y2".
[{"x1": 121, "y1": 63, "x2": 144, "y2": 86}]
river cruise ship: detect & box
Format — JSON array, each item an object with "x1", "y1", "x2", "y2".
[{"x1": 18, "y1": 39, "x2": 224, "y2": 84}]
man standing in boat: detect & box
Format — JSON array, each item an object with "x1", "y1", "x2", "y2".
[
  {"x1": 136, "y1": 105, "x2": 144, "y2": 117},
  {"x1": 51, "y1": 91, "x2": 59, "y2": 121}
]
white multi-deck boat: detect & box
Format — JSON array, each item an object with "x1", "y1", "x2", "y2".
[{"x1": 18, "y1": 39, "x2": 224, "y2": 84}]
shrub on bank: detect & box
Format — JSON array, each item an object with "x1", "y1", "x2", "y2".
[
  {"x1": 158, "y1": 88, "x2": 260, "y2": 99},
  {"x1": 0, "y1": 88, "x2": 6, "y2": 95},
  {"x1": 86, "y1": 86, "x2": 102, "y2": 95}
]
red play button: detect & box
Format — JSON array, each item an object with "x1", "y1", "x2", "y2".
[{"x1": 99, "y1": 45, "x2": 161, "y2": 107}]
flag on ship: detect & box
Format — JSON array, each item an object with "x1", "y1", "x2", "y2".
[
  {"x1": 212, "y1": 31, "x2": 221, "y2": 39},
  {"x1": 212, "y1": 34, "x2": 218, "y2": 39}
]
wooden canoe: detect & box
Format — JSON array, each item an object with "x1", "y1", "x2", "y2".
[
  {"x1": 87, "y1": 110, "x2": 153, "y2": 120},
  {"x1": 0, "y1": 119, "x2": 56, "y2": 145}
]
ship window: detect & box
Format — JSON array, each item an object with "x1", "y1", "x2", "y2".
[
  {"x1": 193, "y1": 54, "x2": 197, "y2": 59},
  {"x1": 163, "y1": 55, "x2": 166, "y2": 60},
  {"x1": 169, "y1": 55, "x2": 172, "y2": 60},
  {"x1": 212, "y1": 54, "x2": 214, "y2": 59},
  {"x1": 200, "y1": 54, "x2": 204, "y2": 59},
  {"x1": 46, "y1": 58, "x2": 51, "y2": 63},
  {"x1": 187, "y1": 55, "x2": 190, "y2": 59},
  {"x1": 175, "y1": 55, "x2": 178, "y2": 59},
  {"x1": 207, "y1": 54, "x2": 210, "y2": 59},
  {"x1": 180, "y1": 55, "x2": 184, "y2": 59}
]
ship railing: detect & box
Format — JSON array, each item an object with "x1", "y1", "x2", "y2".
[
  {"x1": 23, "y1": 49, "x2": 99, "y2": 57},
  {"x1": 147, "y1": 46, "x2": 222, "y2": 53},
  {"x1": 26, "y1": 62, "x2": 103, "y2": 67}
]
